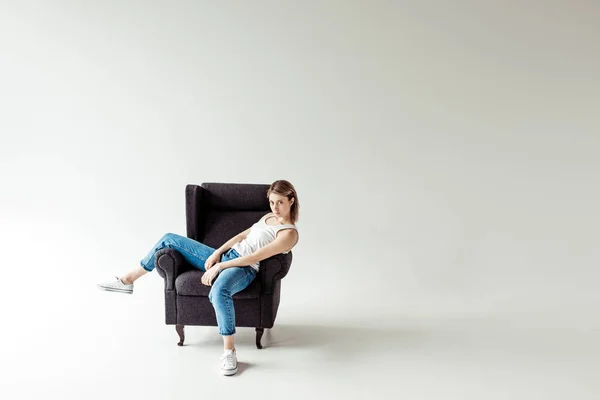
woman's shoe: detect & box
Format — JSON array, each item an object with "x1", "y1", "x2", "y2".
[
  {"x1": 220, "y1": 348, "x2": 238, "y2": 376},
  {"x1": 97, "y1": 277, "x2": 134, "y2": 294}
]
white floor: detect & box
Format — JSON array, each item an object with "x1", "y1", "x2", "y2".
[{"x1": 2, "y1": 276, "x2": 598, "y2": 400}]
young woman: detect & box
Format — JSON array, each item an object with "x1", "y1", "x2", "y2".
[{"x1": 97, "y1": 180, "x2": 300, "y2": 376}]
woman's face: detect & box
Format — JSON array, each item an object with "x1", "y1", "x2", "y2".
[{"x1": 269, "y1": 193, "x2": 294, "y2": 220}]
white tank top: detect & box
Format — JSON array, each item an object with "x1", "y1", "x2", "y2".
[{"x1": 232, "y1": 213, "x2": 298, "y2": 271}]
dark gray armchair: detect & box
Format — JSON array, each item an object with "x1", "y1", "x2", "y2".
[{"x1": 154, "y1": 183, "x2": 293, "y2": 349}]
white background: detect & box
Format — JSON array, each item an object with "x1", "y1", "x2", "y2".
[{"x1": 1, "y1": 1, "x2": 598, "y2": 399}]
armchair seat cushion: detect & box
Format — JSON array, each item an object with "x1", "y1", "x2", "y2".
[{"x1": 175, "y1": 270, "x2": 263, "y2": 299}]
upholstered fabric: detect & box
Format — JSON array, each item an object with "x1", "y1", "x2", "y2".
[
  {"x1": 175, "y1": 270, "x2": 262, "y2": 299},
  {"x1": 199, "y1": 182, "x2": 272, "y2": 210}
]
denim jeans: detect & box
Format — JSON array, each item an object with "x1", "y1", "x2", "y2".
[{"x1": 140, "y1": 233, "x2": 257, "y2": 335}]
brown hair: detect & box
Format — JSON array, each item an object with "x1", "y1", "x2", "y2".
[{"x1": 267, "y1": 180, "x2": 299, "y2": 224}]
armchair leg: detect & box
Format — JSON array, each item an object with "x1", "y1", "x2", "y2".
[
  {"x1": 176, "y1": 324, "x2": 185, "y2": 346},
  {"x1": 255, "y1": 327, "x2": 264, "y2": 349}
]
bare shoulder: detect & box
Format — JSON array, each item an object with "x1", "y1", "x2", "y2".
[
  {"x1": 279, "y1": 227, "x2": 298, "y2": 238},
  {"x1": 277, "y1": 227, "x2": 299, "y2": 250}
]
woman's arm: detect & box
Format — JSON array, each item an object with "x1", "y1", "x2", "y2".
[
  {"x1": 218, "y1": 229, "x2": 298, "y2": 270},
  {"x1": 201, "y1": 229, "x2": 298, "y2": 286}
]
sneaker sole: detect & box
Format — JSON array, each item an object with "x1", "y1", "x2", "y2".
[
  {"x1": 97, "y1": 285, "x2": 133, "y2": 294},
  {"x1": 221, "y1": 367, "x2": 238, "y2": 376}
]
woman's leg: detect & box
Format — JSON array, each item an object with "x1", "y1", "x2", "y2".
[
  {"x1": 121, "y1": 233, "x2": 216, "y2": 284},
  {"x1": 208, "y1": 266, "x2": 258, "y2": 350},
  {"x1": 120, "y1": 267, "x2": 148, "y2": 284},
  {"x1": 223, "y1": 335, "x2": 235, "y2": 351}
]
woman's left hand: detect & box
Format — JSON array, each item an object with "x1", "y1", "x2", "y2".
[{"x1": 201, "y1": 263, "x2": 222, "y2": 286}]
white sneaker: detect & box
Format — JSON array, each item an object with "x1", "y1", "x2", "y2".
[
  {"x1": 220, "y1": 348, "x2": 238, "y2": 376},
  {"x1": 97, "y1": 276, "x2": 134, "y2": 294}
]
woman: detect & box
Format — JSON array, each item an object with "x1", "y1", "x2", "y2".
[{"x1": 97, "y1": 180, "x2": 299, "y2": 376}]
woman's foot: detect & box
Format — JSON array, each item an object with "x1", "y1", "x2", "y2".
[
  {"x1": 220, "y1": 348, "x2": 238, "y2": 376},
  {"x1": 97, "y1": 277, "x2": 134, "y2": 294}
]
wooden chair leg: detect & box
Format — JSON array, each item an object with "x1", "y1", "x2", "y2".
[
  {"x1": 255, "y1": 327, "x2": 264, "y2": 349},
  {"x1": 176, "y1": 324, "x2": 185, "y2": 346}
]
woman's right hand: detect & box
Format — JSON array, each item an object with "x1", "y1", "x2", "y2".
[{"x1": 205, "y1": 252, "x2": 221, "y2": 270}]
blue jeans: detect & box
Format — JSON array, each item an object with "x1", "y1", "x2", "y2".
[{"x1": 140, "y1": 233, "x2": 257, "y2": 336}]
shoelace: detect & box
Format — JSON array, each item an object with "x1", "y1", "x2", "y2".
[{"x1": 221, "y1": 351, "x2": 236, "y2": 366}]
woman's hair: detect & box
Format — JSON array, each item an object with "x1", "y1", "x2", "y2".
[{"x1": 267, "y1": 180, "x2": 299, "y2": 224}]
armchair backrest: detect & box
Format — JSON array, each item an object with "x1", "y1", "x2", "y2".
[{"x1": 185, "y1": 183, "x2": 271, "y2": 249}]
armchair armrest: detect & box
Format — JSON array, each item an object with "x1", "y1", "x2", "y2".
[
  {"x1": 259, "y1": 252, "x2": 293, "y2": 294},
  {"x1": 154, "y1": 248, "x2": 191, "y2": 290}
]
